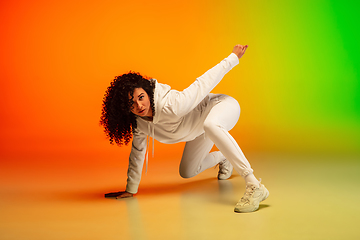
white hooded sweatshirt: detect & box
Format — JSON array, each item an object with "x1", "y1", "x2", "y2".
[{"x1": 126, "y1": 53, "x2": 240, "y2": 194}]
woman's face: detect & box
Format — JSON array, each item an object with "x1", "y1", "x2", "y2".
[{"x1": 130, "y1": 88, "x2": 153, "y2": 117}]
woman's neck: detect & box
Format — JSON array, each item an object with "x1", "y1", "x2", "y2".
[{"x1": 141, "y1": 116, "x2": 153, "y2": 121}]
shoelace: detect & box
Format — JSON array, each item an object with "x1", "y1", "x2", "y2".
[
  {"x1": 144, "y1": 122, "x2": 155, "y2": 174},
  {"x1": 241, "y1": 179, "x2": 262, "y2": 202},
  {"x1": 241, "y1": 185, "x2": 257, "y2": 202}
]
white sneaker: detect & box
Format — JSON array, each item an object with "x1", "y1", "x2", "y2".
[
  {"x1": 234, "y1": 181, "x2": 269, "y2": 213},
  {"x1": 217, "y1": 159, "x2": 233, "y2": 180}
]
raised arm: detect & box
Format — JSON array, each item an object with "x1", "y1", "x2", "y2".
[{"x1": 163, "y1": 45, "x2": 248, "y2": 117}]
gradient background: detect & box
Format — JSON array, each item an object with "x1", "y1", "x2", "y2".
[{"x1": 1, "y1": 0, "x2": 360, "y2": 239}]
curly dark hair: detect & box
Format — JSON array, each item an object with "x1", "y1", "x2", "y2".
[{"x1": 100, "y1": 71, "x2": 155, "y2": 146}]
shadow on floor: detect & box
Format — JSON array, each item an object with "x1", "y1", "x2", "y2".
[{"x1": 42, "y1": 175, "x2": 243, "y2": 204}]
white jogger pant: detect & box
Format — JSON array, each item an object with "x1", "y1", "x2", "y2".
[{"x1": 179, "y1": 94, "x2": 254, "y2": 178}]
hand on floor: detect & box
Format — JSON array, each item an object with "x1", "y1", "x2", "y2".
[{"x1": 105, "y1": 191, "x2": 133, "y2": 199}]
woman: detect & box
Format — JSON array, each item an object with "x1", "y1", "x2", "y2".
[{"x1": 100, "y1": 44, "x2": 269, "y2": 213}]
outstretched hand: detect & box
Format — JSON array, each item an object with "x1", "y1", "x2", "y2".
[
  {"x1": 105, "y1": 191, "x2": 133, "y2": 199},
  {"x1": 232, "y1": 44, "x2": 248, "y2": 59}
]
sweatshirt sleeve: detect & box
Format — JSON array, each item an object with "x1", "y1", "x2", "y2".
[
  {"x1": 164, "y1": 53, "x2": 239, "y2": 117},
  {"x1": 125, "y1": 130, "x2": 147, "y2": 194}
]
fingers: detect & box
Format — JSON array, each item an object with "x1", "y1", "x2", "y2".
[
  {"x1": 105, "y1": 192, "x2": 122, "y2": 198},
  {"x1": 234, "y1": 44, "x2": 248, "y2": 49},
  {"x1": 233, "y1": 44, "x2": 248, "y2": 52},
  {"x1": 232, "y1": 44, "x2": 248, "y2": 58}
]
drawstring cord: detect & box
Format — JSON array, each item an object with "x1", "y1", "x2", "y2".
[
  {"x1": 145, "y1": 123, "x2": 155, "y2": 174},
  {"x1": 152, "y1": 124, "x2": 155, "y2": 158}
]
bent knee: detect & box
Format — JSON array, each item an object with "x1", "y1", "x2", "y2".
[
  {"x1": 224, "y1": 95, "x2": 241, "y2": 114},
  {"x1": 179, "y1": 170, "x2": 195, "y2": 179},
  {"x1": 179, "y1": 165, "x2": 197, "y2": 179},
  {"x1": 179, "y1": 172, "x2": 192, "y2": 179}
]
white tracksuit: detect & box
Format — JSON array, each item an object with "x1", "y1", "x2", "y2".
[{"x1": 126, "y1": 53, "x2": 254, "y2": 194}]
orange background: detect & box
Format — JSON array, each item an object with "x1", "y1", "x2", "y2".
[{"x1": 0, "y1": 0, "x2": 256, "y2": 167}]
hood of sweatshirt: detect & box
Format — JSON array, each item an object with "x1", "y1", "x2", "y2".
[{"x1": 151, "y1": 79, "x2": 171, "y2": 124}]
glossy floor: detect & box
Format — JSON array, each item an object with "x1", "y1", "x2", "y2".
[{"x1": 1, "y1": 152, "x2": 360, "y2": 240}]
